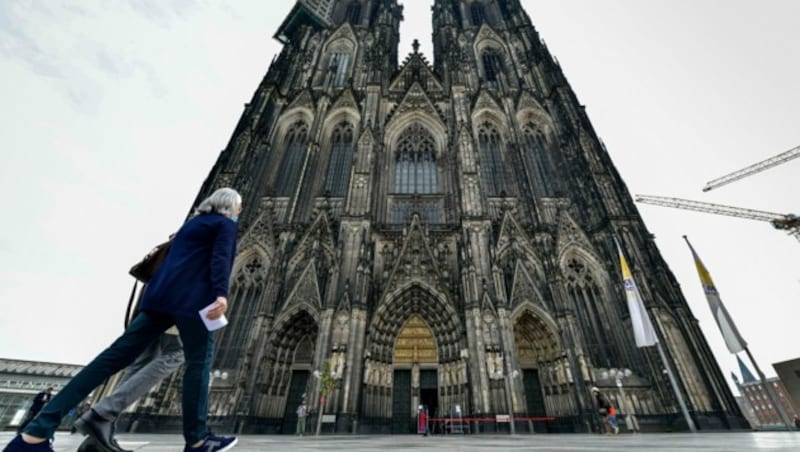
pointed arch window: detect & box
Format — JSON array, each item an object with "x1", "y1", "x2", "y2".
[
  {"x1": 563, "y1": 257, "x2": 615, "y2": 368},
  {"x1": 275, "y1": 121, "x2": 309, "y2": 197},
  {"x1": 477, "y1": 121, "x2": 507, "y2": 196},
  {"x1": 329, "y1": 52, "x2": 351, "y2": 87},
  {"x1": 522, "y1": 126, "x2": 557, "y2": 197},
  {"x1": 346, "y1": 1, "x2": 362, "y2": 25},
  {"x1": 390, "y1": 123, "x2": 443, "y2": 224},
  {"x1": 482, "y1": 49, "x2": 504, "y2": 86},
  {"x1": 324, "y1": 122, "x2": 355, "y2": 197},
  {"x1": 393, "y1": 123, "x2": 439, "y2": 194},
  {"x1": 215, "y1": 254, "x2": 266, "y2": 369},
  {"x1": 471, "y1": 2, "x2": 487, "y2": 26}
]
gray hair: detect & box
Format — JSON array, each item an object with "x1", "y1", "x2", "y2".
[{"x1": 194, "y1": 187, "x2": 242, "y2": 218}]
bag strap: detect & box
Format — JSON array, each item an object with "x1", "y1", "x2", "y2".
[{"x1": 125, "y1": 280, "x2": 138, "y2": 328}]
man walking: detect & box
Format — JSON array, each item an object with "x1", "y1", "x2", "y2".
[
  {"x1": 592, "y1": 387, "x2": 619, "y2": 434},
  {"x1": 296, "y1": 401, "x2": 307, "y2": 436},
  {"x1": 75, "y1": 331, "x2": 184, "y2": 452}
]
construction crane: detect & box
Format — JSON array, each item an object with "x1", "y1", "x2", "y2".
[
  {"x1": 634, "y1": 195, "x2": 800, "y2": 242},
  {"x1": 702, "y1": 144, "x2": 800, "y2": 192}
]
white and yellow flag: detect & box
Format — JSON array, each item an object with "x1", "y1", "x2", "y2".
[
  {"x1": 684, "y1": 237, "x2": 747, "y2": 354},
  {"x1": 617, "y1": 243, "x2": 659, "y2": 347}
]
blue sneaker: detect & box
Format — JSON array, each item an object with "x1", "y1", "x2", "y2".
[
  {"x1": 183, "y1": 434, "x2": 238, "y2": 452},
  {"x1": 2, "y1": 435, "x2": 53, "y2": 452}
]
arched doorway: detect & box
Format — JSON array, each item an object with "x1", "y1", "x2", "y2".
[
  {"x1": 363, "y1": 284, "x2": 466, "y2": 433},
  {"x1": 255, "y1": 309, "x2": 319, "y2": 433},
  {"x1": 513, "y1": 307, "x2": 568, "y2": 432},
  {"x1": 392, "y1": 314, "x2": 438, "y2": 433}
]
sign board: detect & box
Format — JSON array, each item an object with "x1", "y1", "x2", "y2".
[
  {"x1": 322, "y1": 414, "x2": 336, "y2": 424},
  {"x1": 496, "y1": 414, "x2": 510, "y2": 423}
]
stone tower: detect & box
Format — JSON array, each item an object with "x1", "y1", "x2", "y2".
[{"x1": 130, "y1": 0, "x2": 747, "y2": 434}]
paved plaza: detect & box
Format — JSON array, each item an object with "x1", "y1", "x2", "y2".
[{"x1": 2, "y1": 432, "x2": 799, "y2": 451}]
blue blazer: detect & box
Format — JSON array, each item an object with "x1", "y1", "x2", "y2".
[{"x1": 139, "y1": 213, "x2": 238, "y2": 318}]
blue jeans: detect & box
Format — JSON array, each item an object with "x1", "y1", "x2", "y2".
[
  {"x1": 608, "y1": 415, "x2": 619, "y2": 428},
  {"x1": 92, "y1": 333, "x2": 184, "y2": 421},
  {"x1": 24, "y1": 311, "x2": 213, "y2": 444}
]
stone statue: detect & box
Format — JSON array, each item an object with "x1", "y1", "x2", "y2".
[
  {"x1": 495, "y1": 354, "x2": 504, "y2": 377},
  {"x1": 364, "y1": 361, "x2": 373, "y2": 384},
  {"x1": 334, "y1": 351, "x2": 345, "y2": 378},
  {"x1": 486, "y1": 353, "x2": 496, "y2": 377}
]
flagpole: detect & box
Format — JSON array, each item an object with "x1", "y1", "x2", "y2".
[
  {"x1": 743, "y1": 348, "x2": 793, "y2": 429},
  {"x1": 615, "y1": 238, "x2": 697, "y2": 432},
  {"x1": 682, "y1": 236, "x2": 792, "y2": 429},
  {"x1": 655, "y1": 340, "x2": 697, "y2": 432}
]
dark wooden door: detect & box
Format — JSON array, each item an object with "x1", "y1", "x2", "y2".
[
  {"x1": 523, "y1": 369, "x2": 547, "y2": 432},
  {"x1": 282, "y1": 370, "x2": 309, "y2": 434},
  {"x1": 392, "y1": 370, "x2": 412, "y2": 433},
  {"x1": 419, "y1": 369, "x2": 438, "y2": 418}
]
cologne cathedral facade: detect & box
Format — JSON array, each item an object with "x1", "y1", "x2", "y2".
[{"x1": 126, "y1": 0, "x2": 747, "y2": 434}]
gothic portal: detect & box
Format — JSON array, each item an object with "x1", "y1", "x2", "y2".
[{"x1": 127, "y1": 0, "x2": 747, "y2": 433}]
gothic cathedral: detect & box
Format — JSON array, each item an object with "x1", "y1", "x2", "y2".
[{"x1": 131, "y1": 0, "x2": 747, "y2": 433}]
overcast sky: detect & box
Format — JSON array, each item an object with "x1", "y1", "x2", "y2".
[{"x1": 0, "y1": 1, "x2": 797, "y2": 395}]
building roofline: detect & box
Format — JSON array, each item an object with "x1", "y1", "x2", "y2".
[{"x1": 274, "y1": 3, "x2": 331, "y2": 44}]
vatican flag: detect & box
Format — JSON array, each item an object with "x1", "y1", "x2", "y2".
[
  {"x1": 684, "y1": 237, "x2": 747, "y2": 354},
  {"x1": 617, "y1": 243, "x2": 659, "y2": 347}
]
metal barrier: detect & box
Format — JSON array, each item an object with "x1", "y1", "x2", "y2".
[{"x1": 428, "y1": 416, "x2": 557, "y2": 434}]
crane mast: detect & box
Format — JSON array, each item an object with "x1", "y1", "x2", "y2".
[
  {"x1": 702, "y1": 144, "x2": 800, "y2": 192},
  {"x1": 634, "y1": 195, "x2": 800, "y2": 242}
]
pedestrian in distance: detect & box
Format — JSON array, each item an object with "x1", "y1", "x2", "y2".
[
  {"x1": 591, "y1": 386, "x2": 619, "y2": 435},
  {"x1": 4, "y1": 187, "x2": 243, "y2": 452},
  {"x1": 16, "y1": 388, "x2": 53, "y2": 434},
  {"x1": 296, "y1": 400, "x2": 307, "y2": 436}
]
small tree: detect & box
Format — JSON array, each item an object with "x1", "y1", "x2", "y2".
[
  {"x1": 318, "y1": 360, "x2": 337, "y2": 406},
  {"x1": 314, "y1": 360, "x2": 339, "y2": 435}
]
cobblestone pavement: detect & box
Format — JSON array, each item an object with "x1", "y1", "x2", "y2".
[{"x1": 2, "y1": 431, "x2": 799, "y2": 451}]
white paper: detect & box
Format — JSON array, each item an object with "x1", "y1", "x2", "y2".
[{"x1": 199, "y1": 303, "x2": 228, "y2": 331}]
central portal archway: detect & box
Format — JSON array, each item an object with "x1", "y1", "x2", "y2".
[
  {"x1": 393, "y1": 315, "x2": 438, "y2": 433},
  {"x1": 363, "y1": 284, "x2": 467, "y2": 433}
]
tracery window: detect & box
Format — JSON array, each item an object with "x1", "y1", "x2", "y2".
[
  {"x1": 215, "y1": 255, "x2": 265, "y2": 369},
  {"x1": 390, "y1": 199, "x2": 444, "y2": 224},
  {"x1": 564, "y1": 257, "x2": 613, "y2": 368},
  {"x1": 329, "y1": 52, "x2": 351, "y2": 87},
  {"x1": 275, "y1": 121, "x2": 309, "y2": 197},
  {"x1": 522, "y1": 126, "x2": 557, "y2": 197},
  {"x1": 482, "y1": 49, "x2": 504, "y2": 86},
  {"x1": 389, "y1": 123, "x2": 443, "y2": 224},
  {"x1": 324, "y1": 122, "x2": 355, "y2": 197},
  {"x1": 471, "y1": 2, "x2": 487, "y2": 26},
  {"x1": 346, "y1": 1, "x2": 361, "y2": 24},
  {"x1": 393, "y1": 123, "x2": 438, "y2": 194},
  {"x1": 477, "y1": 121, "x2": 507, "y2": 196}
]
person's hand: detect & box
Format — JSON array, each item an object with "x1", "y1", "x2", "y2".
[{"x1": 207, "y1": 296, "x2": 228, "y2": 320}]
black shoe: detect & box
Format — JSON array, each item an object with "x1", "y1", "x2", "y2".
[
  {"x1": 74, "y1": 410, "x2": 125, "y2": 452},
  {"x1": 109, "y1": 436, "x2": 131, "y2": 452},
  {"x1": 77, "y1": 437, "x2": 102, "y2": 452},
  {"x1": 183, "y1": 433, "x2": 238, "y2": 452},
  {"x1": 77, "y1": 436, "x2": 132, "y2": 452},
  {"x1": 3, "y1": 435, "x2": 54, "y2": 452}
]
